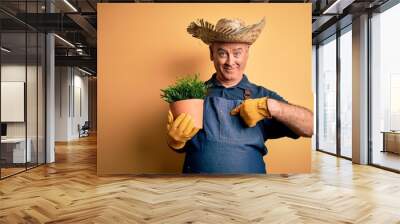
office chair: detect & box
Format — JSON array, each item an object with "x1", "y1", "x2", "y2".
[{"x1": 79, "y1": 121, "x2": 90, "y2": 138}]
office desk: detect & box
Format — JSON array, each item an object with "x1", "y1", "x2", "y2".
[
  {"x1": 381, "y1": 131, "x2": 400, "y2": 154},
  {"x1": 1, "y1": 138, "x2": 32, "y2": 164}
]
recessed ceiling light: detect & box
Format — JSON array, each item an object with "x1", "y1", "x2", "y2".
[
  {"x1": 63, "y1": 0, "x2": 78, "y2": 12},
  {"x1": 323, "y1": 0, "x2": 355, "y2": 15},
  {"x1": 77, "y1": 67, "x2": 93, "y2": 76},
  {"x1": 54, "y1": 34, "x2": 75, "y2": 48},
  {"x1": 1, "y1": 47, "x2": 11, "y2": 53}
]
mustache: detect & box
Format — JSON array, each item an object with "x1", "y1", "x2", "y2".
[{"x1": 223, "y1": 65, "x2": 236, "y2": 69}]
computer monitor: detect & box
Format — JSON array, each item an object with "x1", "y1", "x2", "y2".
[{"x1": 1, "y1": 123, "x2": 7, "y2": 137}]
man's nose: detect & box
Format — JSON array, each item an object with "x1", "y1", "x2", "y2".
[{"x1": 225, "y1": 55, "x2": 235, "y2": 66}]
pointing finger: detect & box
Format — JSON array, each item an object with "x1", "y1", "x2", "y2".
[{"x1": 230, "y1": 104, "x2": 242, "y2": 115}]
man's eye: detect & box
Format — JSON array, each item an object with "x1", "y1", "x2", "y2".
[
  {"x1": 218, "y1": 52, "x2": 227, "y2": 57},
  {"x1": 233, "y1": 52, "x2": 241, "y2": 57}
]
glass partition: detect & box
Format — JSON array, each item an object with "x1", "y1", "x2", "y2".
[
  {"x1": 1, "y1": 30, "x2": 28, "y2": 177},
  {"x1": 27, "y1": 30, "x2": 38, "y2": 169},
  {"x1": 0, "y1": 1, "x2": 46, "y2": 179}
]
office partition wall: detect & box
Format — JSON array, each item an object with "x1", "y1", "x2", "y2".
[
  {"x1": 0, "y1": 31, "x2": 28, "y2": 177},
  {"x1": 0, "y1": 1, "x2": 46, "y2": 179}
]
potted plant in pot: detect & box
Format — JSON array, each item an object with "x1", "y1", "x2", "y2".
[{"x1": 161, "y1": 74, "x2": 208, "y2": 128}]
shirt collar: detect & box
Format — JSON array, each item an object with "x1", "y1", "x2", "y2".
[{"x1": 206, "y1": 73, "x2": 251, "y2": 90}]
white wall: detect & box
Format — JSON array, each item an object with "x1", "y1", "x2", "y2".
[
  {"x1": 55, "y1": 67, "x2": 89, "y2": 141},
  {"x1": 1, "y1": 65, "x2": 38, "y2": 138},
  {"x1": 72, "y1": 73, "x2": 89, "y2": 138},
  {"x1": 55, "y1": 66, "x2": 70, "y2": 141}
]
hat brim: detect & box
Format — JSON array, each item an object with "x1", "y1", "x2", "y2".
[{"x1": 187, "y1": 17, "x2": 266, "y2": 45}]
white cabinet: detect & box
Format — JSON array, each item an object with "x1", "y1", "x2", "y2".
[{"x1": 1, "y1": 138, "x2": 32, "y2": 163}]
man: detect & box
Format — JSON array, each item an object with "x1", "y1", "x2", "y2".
[{"x1": 166, "y1": 17, "x2": 313, "y2": 174}]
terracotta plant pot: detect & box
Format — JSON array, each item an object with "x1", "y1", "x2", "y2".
[{"x1": 170, "y1": 99, "x2": 204, "y2": 129}]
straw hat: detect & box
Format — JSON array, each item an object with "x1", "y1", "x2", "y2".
[{"x1": 187, "y1": 17, "x2": 266, "y2": 45}]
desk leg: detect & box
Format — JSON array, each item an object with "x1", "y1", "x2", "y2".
[{"x1": 382, "y1": 133, "x2": 386, "y2": 153}]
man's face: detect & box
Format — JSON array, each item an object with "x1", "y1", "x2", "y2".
[{"x1": 210, "y1": 42, "x2": 249, "y2": 85}]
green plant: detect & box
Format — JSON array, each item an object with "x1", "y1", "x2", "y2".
[{"x1": 161, "y1": 74, "x2": 208, "y2": 103}]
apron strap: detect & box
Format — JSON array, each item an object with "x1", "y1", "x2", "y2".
[{"x1": 243, "y1": 89, "x2": 252, "y2": 100}]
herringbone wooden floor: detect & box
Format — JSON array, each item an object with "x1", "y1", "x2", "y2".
[{"x1": 0, "y1": 135, "x2": 400, "y2": 224}]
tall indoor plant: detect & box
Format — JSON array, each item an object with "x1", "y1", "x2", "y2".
[{"x1": 161, "y1": 74, "x2": 207, "y2": 128}]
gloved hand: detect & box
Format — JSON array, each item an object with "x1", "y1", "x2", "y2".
[
  {"x1": 166, "y1": 111, "x2": 200, "y2": 150},
  {"x1": 230, "y1": 97, "x2": 272, "y2": 127}
]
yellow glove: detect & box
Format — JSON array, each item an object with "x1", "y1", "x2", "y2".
[
  {"x1": 167, "y1": 111, "x2": 200, "y2": 150},
  {"x1": 230, "y1": 97, "x2": 272, "y2": 127}
]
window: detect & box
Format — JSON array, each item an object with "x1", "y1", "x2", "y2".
[
  {"x1": 339, "y1": 27, "x2": 352, "y2": 158},
  {"x1": 317, "y1": 35, "x2": 337, "y2": 154},
  {"x1": 371, "y1": 2, "x2": 400, "y2": 171}
]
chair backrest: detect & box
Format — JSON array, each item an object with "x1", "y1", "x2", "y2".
[{"x1": 82, "y1": 121, "x2": 90, "y2": 129}]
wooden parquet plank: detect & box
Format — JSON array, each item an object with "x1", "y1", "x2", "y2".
[{"x1": 0, "y1": 135, "x2": 400, "y2": 223}]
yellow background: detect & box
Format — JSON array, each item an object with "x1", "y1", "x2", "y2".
[{"x1": 97, "y1": 3, "x2": 312, "y2": 175}]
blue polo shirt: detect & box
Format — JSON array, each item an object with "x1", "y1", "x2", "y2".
[{"x1": 205, "y1": 73, "x2": 299, "y2": 144}]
